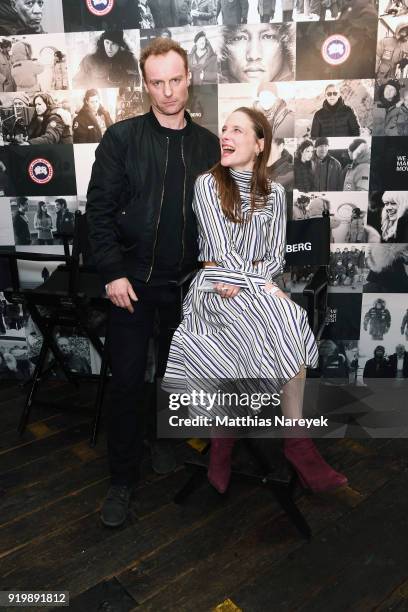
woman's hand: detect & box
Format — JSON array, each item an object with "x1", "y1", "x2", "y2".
[
  {"x1": 264, "y1": 283, "x2": 289, "y2": 300},
  {"x1": 214, "y1": 283, "x2": 240, "y2": 299}
]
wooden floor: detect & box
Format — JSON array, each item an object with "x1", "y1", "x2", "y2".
[{"x1": 1, "y1": 380, "x2": 408, "y2": 612}]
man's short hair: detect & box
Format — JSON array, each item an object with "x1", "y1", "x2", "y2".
[
  {"x1": 84, "y1": 88, "x2": 99, "y2": 102},
  {"x1": 139, "y1": 38, "x2": 188, "y2": 80},
  {"x1": 325, "y1": 83, "x2": 337, "y2": 93},
  {"x1": 17, "y1": 197, "x2": 28, "y2": 207},
  {"x1": 55, "y1": 198, "x2": 67, "y2": 209}
]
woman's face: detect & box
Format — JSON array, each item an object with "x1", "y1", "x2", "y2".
[
  {"x1": 383, "y1": 197, "x2": 398, "y2": 219},
  {"x1": 384, "y1": 84, "x2": 397, "y2": 101},
  {"x1": 301, "y1": 146, "x2": 313, "y2": 162},
  {"x1": 225, "y1": 24, "x2": 284, "y2": 84},
  {"x1": 34, "y1": 97, "x2": 47, "y2": 116},
  {"x1": 220, "y1": 110, "x2": 263, "y2": 172},
  {"x1": 257, "y1": 89, "x2": 277, "y2": 111},
  {"x1": 104, "y1": 39, "x2": 120, "y2": 58},
  {"x1": 41, "y1": 202, "x2": 47, "y2": 212}
]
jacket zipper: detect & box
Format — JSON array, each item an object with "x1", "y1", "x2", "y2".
[
  {"x1": 180, "y1": 135, "x2": 186, "y2": 269},
  {"x1": 146, "y1": 136, "x2": 169, "y2": 281}
]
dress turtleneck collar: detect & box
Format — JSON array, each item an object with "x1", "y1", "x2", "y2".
[{"x1": 229, "y1": 168, "x2": 253, "y2": 182}]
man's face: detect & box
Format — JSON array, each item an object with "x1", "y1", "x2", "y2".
[
  {"x1": 316, "y1": 144, "x2": 329, "y2": 159},
  {"x1": 19, "y1": 203, "x2": 28, "y2": 212},
  {"x1": 12, "y1": 0, "x2": 44, "y2": 31},
  {"x1": 144, "y1": 51, "x2": 190, "y2": 118},
  {"x1": 55, "y1": 202, "x2": 62, "y2": 211},
  {"x1": 87, "y1": 95, "x2": 100, "y2": 114},
  {"x1": 104, "y1": 39, "x2": 120, "y2": 58},
  {"x1": 325, "y1": 86, "x2": 339, "y2": 106},
  {"x1": 396, "y1": 344, "x2": 405, "y2": 357},
  {"x1": 374, "y1": 348, "x2": 385, "y2": 359},
  {"x1": 57, "y1": 338, "x2": 70, "y2": 355},
  {"x1": 225, "y1": 24, "x2": 284, "y2": 83}
]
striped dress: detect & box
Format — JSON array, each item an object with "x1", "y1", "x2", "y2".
[{"x1": 162, "y1": 169, "x2": 318, "y2": 416}]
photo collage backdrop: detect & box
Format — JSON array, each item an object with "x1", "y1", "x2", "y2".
[{"x1": 0, "y1": 0, "x2": 407, "y2": 383}]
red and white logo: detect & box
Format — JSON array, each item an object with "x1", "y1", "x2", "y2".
[
  {"x1": 86, "y1": 0, "x2": 114, "y2": 16},
  {"x1": 321, "y1": 34, "x2": 351, "y2": 66},
  {"x1": 28, "y1": 158, "x2": 54, "y2": 185}
]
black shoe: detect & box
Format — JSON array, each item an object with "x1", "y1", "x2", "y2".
[
  {"x1": 100, "y1": 484, "x2": 133, "y2": 527},
  {"x1": 150, "y1": 440, "x2": 177, "y2": 475}
]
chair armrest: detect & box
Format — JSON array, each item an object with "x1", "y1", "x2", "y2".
[
  {"x1": 0, "y1": 251, "x2": 67, "y2": 262},
  {"x1": 168, "y1": 270, "x2": 197, "y2": 287}
]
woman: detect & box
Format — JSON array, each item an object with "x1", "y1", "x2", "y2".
[
  {"x1": 34, "y1": 201, "x2": 53, "y2": 245},
  {"x1": 10, "y1": 41, "x2": 43, "y2": 92},
  {"x1": 26, "y1": 93, "x2": 73, "y2": 145},
  {"x1": 380, "y1": 191, "x2": 408, "y2": 243},
  {"x1": 294, "y1": 139, "x2": 315, "y2": 192},
  {"x1": 163, "y1": 107, "x2": 347, "y2": 494},
  {"x1": 73, "y1": 30, "x2": 139, "y2": 89}
]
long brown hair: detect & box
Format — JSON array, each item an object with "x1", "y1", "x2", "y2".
[{"x1": 211, "y1": 107, "x2": 272, "y2": 223}]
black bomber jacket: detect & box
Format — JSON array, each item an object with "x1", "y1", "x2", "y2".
[{"x1": 86, "y1": 109, "x2": 220, "y2": 284}]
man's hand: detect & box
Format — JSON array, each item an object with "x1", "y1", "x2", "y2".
[
  {"x1": 106, "y1": 277, "x2": 138, "y2": 313},
  {"x1": 214, "y1": 282, "x2": 240, "y2": 299}
]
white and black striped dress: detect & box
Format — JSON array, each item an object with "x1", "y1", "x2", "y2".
[{"x1": 162, "y1": 169, "x2": 318, "y2": 408}]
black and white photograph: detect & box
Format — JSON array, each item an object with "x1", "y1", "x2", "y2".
[
  {"x1": 62, "y1": 0, "x2": 143, "y2": 33},
  {"x1": 15, "y1": 244, "x2": 64, "y2": 288},
  {"x1": 372, "y1": 77, "x2": 408, "y2": 135},
  {"x1": 363, "y1": 243, "x2": 408, "y2": 292},
  {"x1": 10, "y1": 195, "x2": 77, "y2": 246},
  {"x1": 165, "y1": 26, "x2": 219, "y2": 86},
  {"x1": 317, "y1": 339, "x2": 358, "y2": 383},
  {"x1": 370, "y1": 136, "x2": 408, "y2": 190},
  {"x1": 185, "y1": 83, "x2": 218, "y2": 133},
  {"x1": 7, "y1": 144, "x2": 77, "y2": 196},
  {"x1": 71, "y1": 87, "x2": 116, "y2": 143},
  {"x1": 115, "y1": 85, "x2": 144, "y2": 120},
  {"x1": 367, "y1": 190, "x2": 408, "y2": 242},
  {"x1": 0, "y1": 336, "x2": 34, "y2": 380},
  {"x1": 52, "y1": 330, "x2": 92, "y2": 376},
  {"x1": 296, "y1": 18, "x2": 378, "y2": 80},
  {"x1": 0, "y1": 34, "x2": 69, "y2": 93},
  {"x1": 321, "y1": 292, "x2": 363, "y2": 340},
  {"x1": 376, "y1": 16, "x2": 408, "y2": 83},
  {"x1": 294, "y1": 0, "x2": 379, "y2": 21},
  {"x1": 380, "y1": 0, "x2": 408, "y2": 16},
  {"x1": 326, "y1": 191, "x2": 380, "y2": 242},
  {"x1": 0, "y1": 0, "x2": 64, "y2": 36},
  {"x1": 0, "y1": 197, "x2": 14, "y2": 245},
  {"x1": 359, "y1": 293, "x2": 408, "y2": 378},
  {"x1": 329, "y1": 243, "x2": 367, "y2": 292},
  {"x1": 219, "y1": 81, "x2": 295, "y2": 137},
  {"x1": 218, "y1": 22, "x2": 295, "y2": 84},
  {"x1": 0, "y1": 90, "x2": 72, "y2": 146},
  {"x1": 66, "y1": 29, "x2": 140, "y2": 90},
  {"x1": 294, "y1": 136, "x2": 372, "y2": 193},
  {"x1": 0, "y1": 291, "x2": 25, "y2": 338},
  {"x1": 0, "y1": 147, "x2": 14, "y2": 195},
  {"x1": 286, "y1": 264, "x2": 319, "y2": 292},
  {"x1": 295, "y1": 79, "x2": 374, "y2": 139}
]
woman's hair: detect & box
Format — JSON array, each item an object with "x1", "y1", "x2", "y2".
[
  {"x1": 36, "y1": 201, "x2": 49, "y2": 219},
  {"x1": 210, "y1": 107, "x2": 272, "y2": 223},
  {"x1": 295, "y1": 139, "x2": 314, "y2": 161},
  {"x1": 381, "y1": 191, "x2": 408, "y2": 241},
  {"x1": 33, "y1": 93, "x2": 55, "y2": 113}
]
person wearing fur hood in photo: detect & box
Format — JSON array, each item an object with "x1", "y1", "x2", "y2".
[
  {"x1": 342, "y1": 138, "x2": 370, "y2": 191},
  {"x1": 254, "y1": 82, "x2": 294, "y2": 139},
  {"x1": 364, "y1": 243, "x2": 408, "y2": 292},
  {"x1": 188, "y1": 31, "x2": 217, "y2": 86},
  {"x1": 10, "y1": 41, "x2": 43, "y2": 92},
  {"x1": 380, "y1": 191, "x2": 408, "y2": 243},
  {"x1": 373, "y1": 79, "x2": 401, "y2": 136}
]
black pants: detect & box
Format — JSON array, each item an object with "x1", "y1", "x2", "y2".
[{"x1": 106, "y1": 283, "x2": 181, "y2": 486}]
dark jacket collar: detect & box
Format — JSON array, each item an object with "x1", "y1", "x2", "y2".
[{"x1": 147, "y1": 108, "x2": 192, "y2": 136}]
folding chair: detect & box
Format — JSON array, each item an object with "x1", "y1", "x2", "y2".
[
  {"x1": 173, "y1": 214, "x2": 331, "y2": 540},
  {"x1": 1, "y1": 212, "x2": 109, "y2": 445}
]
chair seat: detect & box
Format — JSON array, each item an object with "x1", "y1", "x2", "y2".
[{"x1": 32, "y1": 268, "x2": 105, "y2": 301}]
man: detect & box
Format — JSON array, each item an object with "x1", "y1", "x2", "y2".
[
  {"x1": 191, "y1": 0, "x2": 218, "y2": 25},
  {"x1": 149, "y1": 0, "x2": 177, "y2": 27},
  {"x1": 54, "y1": 198, "x2": 74, "y2": 239},
  {"x1": 363, "y1": 346, "x2": 392, "y2": 379},
  {"x1": 376, "y1": 22, "x2": 408, "y2": 82},
  {"x1": 0, "y1": 0, "x2": 45, "y2": 35},
  {"x1": 258, "y1": 0, "x2": 276, "y2": 22},
  {"x1": 363, "y1": 298, "x2": 391, "y2": 341},
  {"x1": 56, "y1": 336, "x2": 91, "y2": 375},
  {"x1": 174, "y1": 0, "x2": 192, "y2": 24},
  {"x1": 313, "y1": 136, "x2": 343, "y2": 191},
  {"x1": 266, "y1": 137, "x2": 293, "y2": 191},
  {"x1": 0, "y1": 39, "x2": 15, "y2": 92},
  {"x1": 188, "y1": 31, "x2": 217, "y2": 86},
  {"x1": 217, "y1": 0, "x2": 249, "y2": 24},
  {"x1": 388, "y1": 343, "x2": 408, "y2": 378},
  {"x1": 73, "y1": 89, "x2": 113, "y2": 144},
  {"x1": 13, "y1": 197, "x2": 31, "y2": 245},
  {"x1": 311, "y1": 84, "x2": 360, "y2": 138},
  {"x1": 342, "y1": 138, "x2": 370, "y2": 191},
  {"x1": 86, "y1": 38, "x2": 219, "y2": 528}
]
